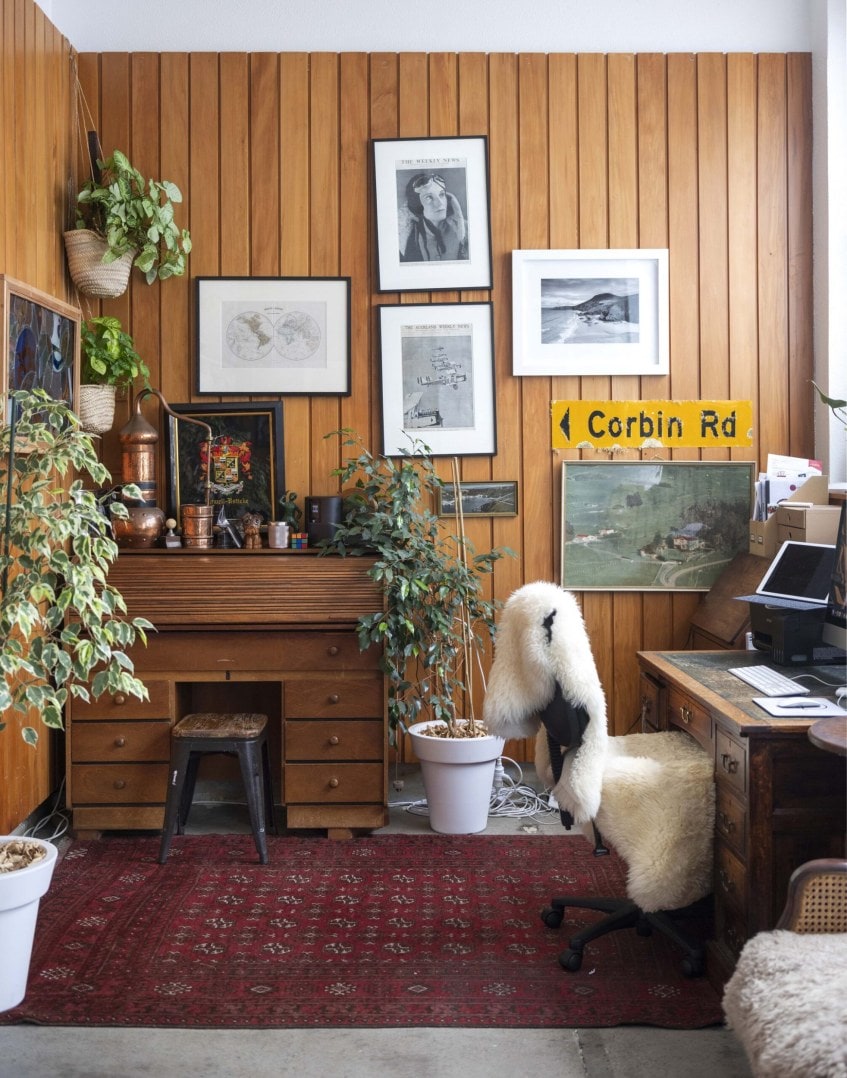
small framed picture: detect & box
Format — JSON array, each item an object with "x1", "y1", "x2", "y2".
[
  {"x1": 512, "y1": 249, "x2": 669, "y2": 377},
  {"x1": 438, "y1": 480, "x2": 518, "y2": 518},
  {"x1": 378, "y1": 302, "x2": 496, "y2": 457},
  {"x1": 195, "y1": 276, "x2": 351, "y2": 396},
  {"x1": 165, "y1": 401, "x2": 284, "y2": 524},
  {"x1": 1, "y1": 275, "x2": 80, "y2": 425},
  {"x1": 372, "y1": 136, "x2": 493, "y2": 293}
]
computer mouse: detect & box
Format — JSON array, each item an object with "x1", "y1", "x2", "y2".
[{"x1": 836, "y1": 686, "x2": 847, "y2": 705}]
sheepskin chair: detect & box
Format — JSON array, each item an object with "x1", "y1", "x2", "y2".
[
  {"x1": 722, "y1": 859, "x2": 847, "y2": 1078},
  {"x1": 483, "y1": 581, "x2": 716, "y2": 974}
]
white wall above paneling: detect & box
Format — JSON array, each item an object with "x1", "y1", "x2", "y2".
[{"x1": 38, "y1": 0, "x2": 814, "y2": 53}]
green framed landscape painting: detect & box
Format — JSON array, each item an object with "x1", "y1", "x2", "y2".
[{"x1": 560, "y1": 460, "x2": 754, "y2": 591}]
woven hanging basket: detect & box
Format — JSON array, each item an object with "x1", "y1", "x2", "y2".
[
  {"x1": 77, "y1": 384, "x2": 117, "y2": 434},
  {"x1": 63, "y1": 229, "x2": 135, "y2": 299}
]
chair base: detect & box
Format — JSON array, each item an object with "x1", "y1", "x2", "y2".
[{"x1": 541, "y1": 894, "x2": 711, "y2": 977}]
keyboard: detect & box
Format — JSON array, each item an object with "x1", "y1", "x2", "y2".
[{"x1": 728, "y1": 665, "x2": 811, "y2": 697}]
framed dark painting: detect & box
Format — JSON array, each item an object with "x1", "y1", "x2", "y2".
[
  {"x1": 166, "y1": 401, "x2": 284, "y2": 524},
  {"x1": 1, "y1": 275, "x2": 81, "y2": 425}
]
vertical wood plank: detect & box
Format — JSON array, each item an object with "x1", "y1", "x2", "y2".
[
  {"x1": 757, "y1": 55, "x2": 789, "y2": 460},
  {"x1": 786, "y1": 53, "x2": 814, "y2": 455},
  {"x1": 727, "y1": 54, "x2": 759, "y2": 466},
  {"x1": 696, "y1": 53, "x2": 730, "y2": 453}
]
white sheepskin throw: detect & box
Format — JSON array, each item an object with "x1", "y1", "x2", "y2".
[
  {"x1": 536, "y1": 730, "x2": 716, "y2": 912},
  {"x1": 483, "y1": 581, "x2": 608, "y2": 823},
  {"x1": 722, "y1": 930, "x2": 847, "y2": 1078}
]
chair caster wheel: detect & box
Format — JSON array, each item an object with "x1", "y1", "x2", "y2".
[
  {"x1": 681, "y1": 954, "x2": 705, "y2": 978},
  {"x1": 541, "y1": 906, "x2": 564, "y2": 929},
  {"x1": 559, "y1": 948, "x2": 583, "y2": 972}
]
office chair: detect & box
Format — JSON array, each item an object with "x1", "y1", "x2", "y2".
[
  {"x1": 722, "y1": 859, "x2": 847, "y2": 1078},
  {"x1": 483, "y1": 581, "x2": 715, "y2": 975}
]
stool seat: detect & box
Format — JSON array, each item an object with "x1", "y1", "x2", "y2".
[
  {"x1": 173, "y1": 712, "x2": 268, "y2": 739},
  {"x1": 159, "y1": 711, "x2": 276, "y2": 866}
]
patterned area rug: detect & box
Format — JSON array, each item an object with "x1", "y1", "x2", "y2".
[{"x1": 2, "y1": 834, "x2": 723, "y2": 1029}]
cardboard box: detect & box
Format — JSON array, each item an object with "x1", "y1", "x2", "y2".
[
  {"x1": 775, "y1": 503, "x2": 842, "y2": 544},
  {"x1": 748, "y1": 475, "x2": 830, "y2": 558}
]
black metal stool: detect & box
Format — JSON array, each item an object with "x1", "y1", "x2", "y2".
[{"x1": 158, "y1": 712, "x2": 275, "y2": 865}]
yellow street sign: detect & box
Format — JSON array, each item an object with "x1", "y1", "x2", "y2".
[{"x1": 551, "y1": 400, "x2": 753, "y2": 449}]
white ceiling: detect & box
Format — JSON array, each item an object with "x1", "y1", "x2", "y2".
[{"x1": 37, "y1": 0, "x2": 815, "y2": 54}]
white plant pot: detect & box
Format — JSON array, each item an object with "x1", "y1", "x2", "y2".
[
  {"x1": 0, "y1": 838, "x2": 58, "y2": 1012},
  {"x1": 408, "y1": 721, "x2": 505, "y2": 835}
]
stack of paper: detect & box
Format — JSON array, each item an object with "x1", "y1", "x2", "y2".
[{"x1": 751, "y1": 454, "x2": 823, "y2": 522}]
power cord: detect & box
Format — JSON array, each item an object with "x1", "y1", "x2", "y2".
[
  {"x1": 388, "y1": 756, "x2": 558, "y2": 822},
  {"x1": 22, "y1": 776, "x2": 71, "y2": 844}
]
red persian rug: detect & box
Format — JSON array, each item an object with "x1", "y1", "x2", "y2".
[{"x1": 1, "y1": 834, "x2": 723, "y2": 1029}]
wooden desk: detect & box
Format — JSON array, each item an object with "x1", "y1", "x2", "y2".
[
  {"x1": 67, "y1": 550, "x2": 387, "y2": 839},
  {"x1": 638, "y1": 650, "x2": 846, "y2": 987}
]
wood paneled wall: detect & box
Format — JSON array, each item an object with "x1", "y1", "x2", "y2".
[
  {"x1": 0, "y1": 0, "x2": 77, "y2": 831},
  {"x1": 76, "y1": 51, "x2": 812, "y2": 749},
  {"x1": 1, "y1": 5, "x2": 815, "y2": 824}
]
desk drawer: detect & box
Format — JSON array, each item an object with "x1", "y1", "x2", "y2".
[
  {"x1": 285, "y1": 720, "x2": 384, "y2": 760},
  {"x1": 716, "y1": 841, "x2": 747, "y2": 916},
  {"x1": 639, "y1": 672, "x2": 663, "y2": 733},
  {"x1": 715, "y1": 785, "x2": 747, "y2": 855},
  {"x1": 72, "y1": 721, "x2": 171, "y2": 762},
  {"x1": 284, "y1": 763, "x2": 384, "y2": 803},
  {"x1": 71, "y1": 763, "x2": 168, "y2": 804},
  {"x1": 284, "y1": 678, "x2": 383, "y2": 719},
  {"x1": 716, "y1": 728, "x2": 747, "y2": 797},
  {"x1": 71, "y1": 681, "x2": 173, "y2": 720},
  {"x1": 667, "y1": 687, "x2": 712, "y2": 750},
  {"x1": 136, "y1": 632, "x2": 377, "y2": 673}
]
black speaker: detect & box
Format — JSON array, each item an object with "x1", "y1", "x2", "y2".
[{"x1": 306, "y1": 495, "x2": 342, "y2": 544}]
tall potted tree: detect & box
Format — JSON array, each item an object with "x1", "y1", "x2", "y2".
[
  {"x1": 322, "y1": 431, "x2": 512, "y2": 834},
  {"x1": 64, "y1": 149, "x2": 192, "y2": 298},
  {"x1": 0, "y1": 388, "x2": 152, "y2": 1011}
]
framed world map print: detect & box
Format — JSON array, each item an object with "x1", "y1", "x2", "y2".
[{"x1": 195, "y1": 276, "x2": 350, "y2": 396}]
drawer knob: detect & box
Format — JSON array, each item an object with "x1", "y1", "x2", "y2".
[
  {"x1": 329, "y1": 736, "x2": 340, "y2": 746},
  {"x1": 113, "y1": 693, "x2": 127, "y2": 706},
  {"x1": 328, "y1": 693, "x2": 340, "y2": 705},
  {"x1": 718, "y1": 868, "x2": 735, "y2": 894},
  {"x1": 114, "y1": 737, "x2": 126, "y2": 748},
  {"x1": 679, "y1": 705, "x2": 692, "y2": 725},
  {"x1": 113, "y1": 779, "x2": 127, "y2": 790},
  {"x1": 327, "y1": 645, "x2": 340, "y2": 657},
  {"x1": 721, "y1": 753, "x2": 739, "y2": 774},
  {"x1": 328, "y1": 776, "x2": 340, "y2": 788},
  {"x1": 717, "y1": 811, "x2": 735, "y2": 833}
]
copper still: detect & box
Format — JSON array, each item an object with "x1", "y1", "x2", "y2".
[{"x1": 114, "y1": 388, "x2": 212, "y2": 548}]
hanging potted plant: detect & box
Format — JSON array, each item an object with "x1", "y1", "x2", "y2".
[
  {"x1": 78, "y1": 316, "x2": 151, "y2": 434},
  {"x1": 64, "y1": 149, "x2": 192, "y2": 298},
  {"x1": 322, "y1": 431, "x2": 513, "y2": 834},
  {"x1": 0, "y1": 388, "x2": 152, "y2": 1011}
]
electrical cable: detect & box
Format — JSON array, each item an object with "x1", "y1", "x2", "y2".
[
  {"x1": 388, "y1": 756, "x2": 558, "y2": 822},
  {"x1": 23, "y1": 776, "x2": 71, "y2": 843}
]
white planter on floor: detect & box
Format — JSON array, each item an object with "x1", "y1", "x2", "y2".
[
  {"x1": 408, "y1": 721, "x2": 505, "y2": 835},
  {"x1": 0, "y1": 837, "x2": 58, "y2": 1012}
]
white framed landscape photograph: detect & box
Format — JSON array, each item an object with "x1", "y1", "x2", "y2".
[{"x1": 512, "y1": 249, "x2": 669, "y2": 377}]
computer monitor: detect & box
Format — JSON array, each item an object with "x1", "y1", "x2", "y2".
[{"x1": 821, "y1": 502, "x2": 846, "y2": 652}]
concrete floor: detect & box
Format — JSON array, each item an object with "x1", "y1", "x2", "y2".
[{"x1": 3, "y1": 763, "x2": 753, "y2": 1078}]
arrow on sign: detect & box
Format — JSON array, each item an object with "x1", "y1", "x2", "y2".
[{"x1": 559, "y1": 407, "x2": 570, "y2": 441}]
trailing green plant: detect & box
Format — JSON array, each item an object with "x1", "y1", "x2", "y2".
[
  {"x1": 81, "y1": 316, "x2": 150, "y2": 388},
  {"x1": 321, "y1": 430, "x2": 513, "y2": 745},
  {"x1": 73, "y1": 149, "x2": 192, "y2": 283},
  {"x1": 0, "y1": 390, "x2": 153, "y2": 744}
]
